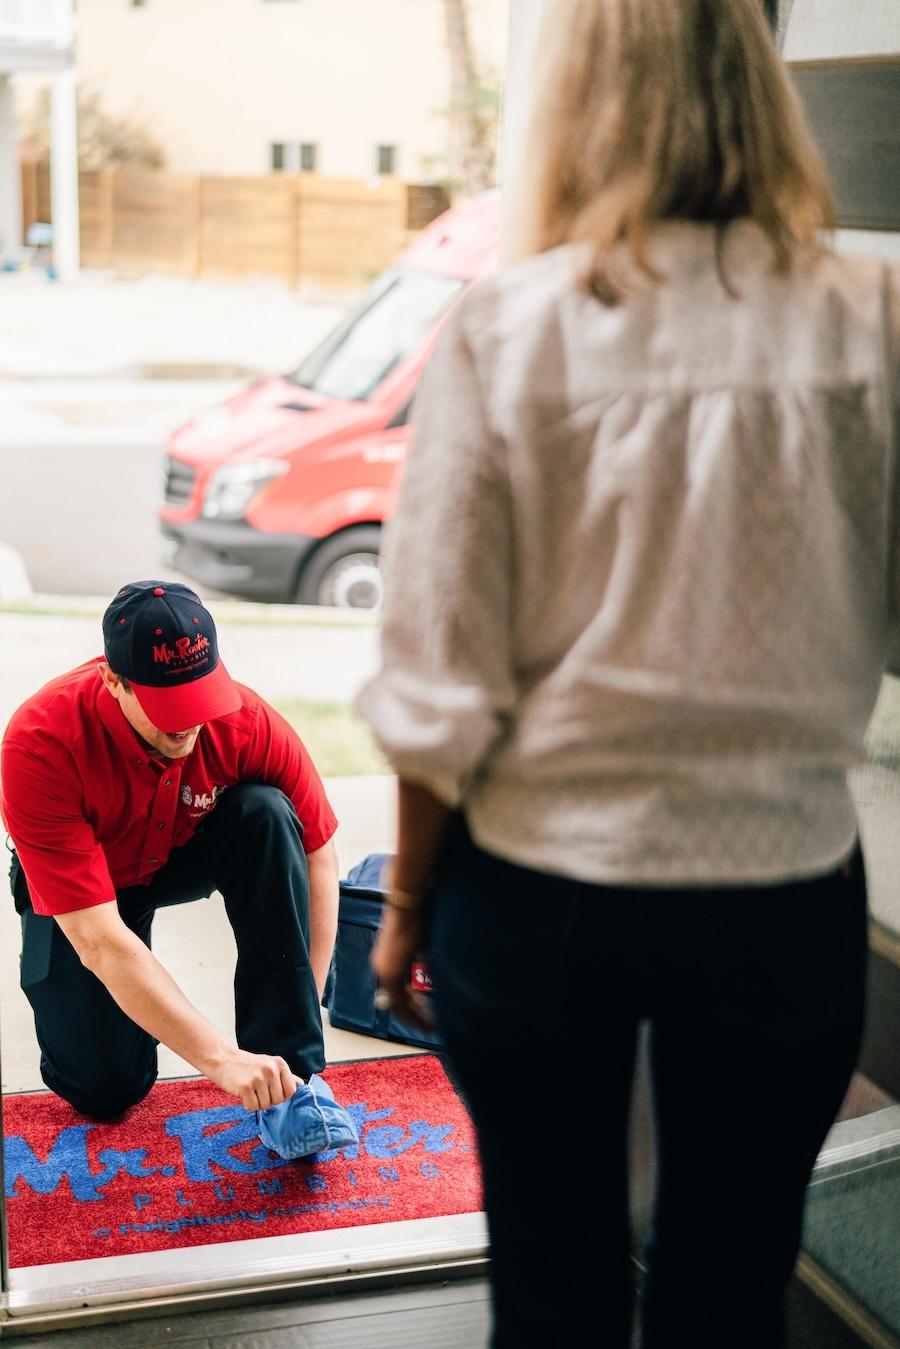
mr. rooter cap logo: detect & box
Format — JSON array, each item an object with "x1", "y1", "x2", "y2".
[{"x1": 152, "y1": 629, "x2": 212, "y2": 679}]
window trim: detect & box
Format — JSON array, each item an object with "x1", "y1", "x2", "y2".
[{"x1": 376, "y1": 144, "x2": 397, "y2": 176}]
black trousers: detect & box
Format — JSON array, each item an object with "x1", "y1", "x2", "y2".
[
  {"x1": 13, "y1": 783, "x2": 325, "y2": 1119},
  {"x1": 428, "y1": 827, "x2": 869, "y2": 1349}
]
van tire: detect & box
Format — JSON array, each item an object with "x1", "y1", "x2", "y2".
[{"x1": 297, "y1": 526, "x2": 383, "y2": 610}]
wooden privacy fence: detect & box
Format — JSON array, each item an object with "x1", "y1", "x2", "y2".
[{"x1": 20, "y1": 162, "x2": 450, "y2": 289}]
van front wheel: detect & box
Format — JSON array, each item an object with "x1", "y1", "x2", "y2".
[{"x1": 297, "y1": 526, "x2": 383, "y2": 610}]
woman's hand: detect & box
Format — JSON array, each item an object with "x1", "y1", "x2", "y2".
[
  {"x1": 371, "y1": 903, "x2": 435, "y2": 1034},
  {"x1": 370, "y1": 781, "x2": 452, "y2": 1034}
]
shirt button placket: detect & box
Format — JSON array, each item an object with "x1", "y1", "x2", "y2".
[{"x1": 147, "y1": 770, "x2": 178, "y2": 869}]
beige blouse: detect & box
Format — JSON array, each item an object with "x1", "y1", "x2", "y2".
[{"x1": 357, "y1": 222, "x2": 900, "y2": 886}]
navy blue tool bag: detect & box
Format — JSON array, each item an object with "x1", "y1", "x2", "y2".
[{"x1": 322, "y1": 852, "x2": 442, "y2": 1051}]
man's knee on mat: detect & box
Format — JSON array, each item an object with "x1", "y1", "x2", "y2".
[{"x1": 44, "y1": 1063, "x2": 157, "y2": 1121}]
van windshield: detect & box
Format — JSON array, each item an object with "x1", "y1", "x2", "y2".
[{"x1": 289, "y1": 268, "x2": 464, "y2": 401}]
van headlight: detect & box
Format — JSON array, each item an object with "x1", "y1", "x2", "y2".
[{"x1": 202, "y1": 461, "x2": 289, "y2": 521}]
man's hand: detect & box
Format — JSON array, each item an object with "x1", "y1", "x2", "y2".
[{"x1": 208, "y1": 1049, "x2": 300, "y2": 1112}]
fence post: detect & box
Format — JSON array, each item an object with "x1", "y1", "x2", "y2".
[
  {"x1": 20, "y1": 159, "x2": 38, "y2": 240},
  {"x1": 100, "y1": 165, "x2": 115, "y2": 267},
  {"x1": 193, "y1": 175, "x2": 204, "y2": 278},
  {"x1": 290, "y1": 173, "x2": 302, "y2": 289}
]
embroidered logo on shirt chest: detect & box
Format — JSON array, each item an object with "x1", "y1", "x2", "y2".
[{"x1": 180, "y1": 783, "x2": 225, "y2": 816}]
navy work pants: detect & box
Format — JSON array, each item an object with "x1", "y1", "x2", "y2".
[
  {"x1": 12, "y1": 783, "x2": 325, "y2": 1118},
  {"x1": 428, "y1": 826, "x2": 868, "y2": 1349}
]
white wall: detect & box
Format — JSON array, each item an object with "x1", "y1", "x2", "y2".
[
  {"x1": 0, "y1": 75, "x2": 20, "y2": 260},
  {"x1": 783, "y1": 0, "x2": 900, "y2": 60},
  {"x1": 72, "y1": 0, "x2": 509, "y2": 180}
]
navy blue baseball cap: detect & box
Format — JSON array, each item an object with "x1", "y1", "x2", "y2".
[{"x1": 102, "y1": 580, "x2": 242, "y2": 732}]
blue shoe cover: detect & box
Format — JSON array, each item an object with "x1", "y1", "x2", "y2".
[{"x1": 257, "y1": 1074, "x2": 358, "y2": 1160}]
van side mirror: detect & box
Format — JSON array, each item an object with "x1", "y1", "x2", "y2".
[{"x1": 387, "y1": 395, "x2": 414, "y2": 430}]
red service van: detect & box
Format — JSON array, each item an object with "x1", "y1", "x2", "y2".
[{"x1": 159, "y1": 191, "x2": 501, "y2": 609}]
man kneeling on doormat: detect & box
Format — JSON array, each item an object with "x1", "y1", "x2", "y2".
[{"x1": 0, "y1": 580, "x2": 357, "y2": 1159}]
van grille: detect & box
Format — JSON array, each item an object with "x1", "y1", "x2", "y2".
[{"x1": 164, "y1": 457, "x2": 196, "y2": 506}]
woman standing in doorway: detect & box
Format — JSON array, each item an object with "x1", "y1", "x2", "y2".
[{"x1": 358, "y1": 1, "x2": 899, "y2": 1344}]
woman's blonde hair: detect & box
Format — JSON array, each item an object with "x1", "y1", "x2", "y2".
[{"x1": 511, "y1": 0, "x2": 835, "y2": 299}]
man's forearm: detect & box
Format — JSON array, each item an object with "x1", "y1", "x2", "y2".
[
  {"x1": 87, "y1": 926, "x2": 235, "y2": 1079},
  {"x1": 307, "y1": 840, "x2": 340, "y2": 998}
]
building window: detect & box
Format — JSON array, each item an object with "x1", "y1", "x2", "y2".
[
  {"x1": 376, "y1": 144, "x2": 397, "y2": 176},
  {"x1": 270, "y1": 143, "x2": 317, "y2": 174}
]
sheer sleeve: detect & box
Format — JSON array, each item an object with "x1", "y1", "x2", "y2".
[{"x1": 356, "y1": 296, "x2": 516, "y2": 806}]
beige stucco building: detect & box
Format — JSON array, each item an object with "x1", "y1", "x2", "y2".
[{"x1": 70, "y1": 0, "x2": 510, "y2": 180}]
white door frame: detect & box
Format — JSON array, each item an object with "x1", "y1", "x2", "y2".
[{"x1": 500, "y1": 0, "x2": 546, "y2": 257}]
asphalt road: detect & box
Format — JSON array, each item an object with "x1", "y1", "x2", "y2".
[{"x1": 0, "y1": 440, "x2": 208, "y2": 597}]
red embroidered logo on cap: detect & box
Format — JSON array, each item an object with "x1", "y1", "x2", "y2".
[{"x1": 152, "y1": 633, "x2": 211, "y2": 672}]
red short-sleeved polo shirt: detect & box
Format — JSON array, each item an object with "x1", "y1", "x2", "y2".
[{"x1": 0, "y1": 659, "x2": 338, "y2": 916}]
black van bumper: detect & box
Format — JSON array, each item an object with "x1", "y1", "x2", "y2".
[{"x1": 160, "y1": 519, "x2": 318, "y2": 602}]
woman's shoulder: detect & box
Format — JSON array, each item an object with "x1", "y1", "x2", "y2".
[
  {"x1": 790, "y1": 244, "x2": 900, "y2": 357},
  {"x1": 801, "y1": 241, "x2": 898, "y2": 293},
  {"x1": 454, "y1": 245, "x2": 586, "y2": 351}
]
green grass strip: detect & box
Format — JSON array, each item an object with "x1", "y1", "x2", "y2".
[{"x1": 273, "y1": 699, "x2": 388, "y2": 778}]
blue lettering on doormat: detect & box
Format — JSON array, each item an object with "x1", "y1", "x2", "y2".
[
  {"x1": 113, "y1": 1196, "x2": 392, "y2": 1239},
  {"x1": 316, "y1": 1102, "x2": 393, "y2": 1162},
  {"x1": 258, "y1": 1177, "x2": 284, "y2": 1196},
  {"x1": 5, "y1": 1101, "x2": 459, "y2": 1200},
  {"x1": 5, "y1": 1127, "x2": 109, "y2": 1202},
  {"x1": 165, "y1": 1106, "x2": 269, "y2": 1181},
  {"x1": 96, "y1": 1147, "x2": 159, "y2": 1182}
]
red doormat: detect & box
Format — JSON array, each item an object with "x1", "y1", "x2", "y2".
[{"x1": 3, "y1": 1055, "x2": 481, "y2": 1268}]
